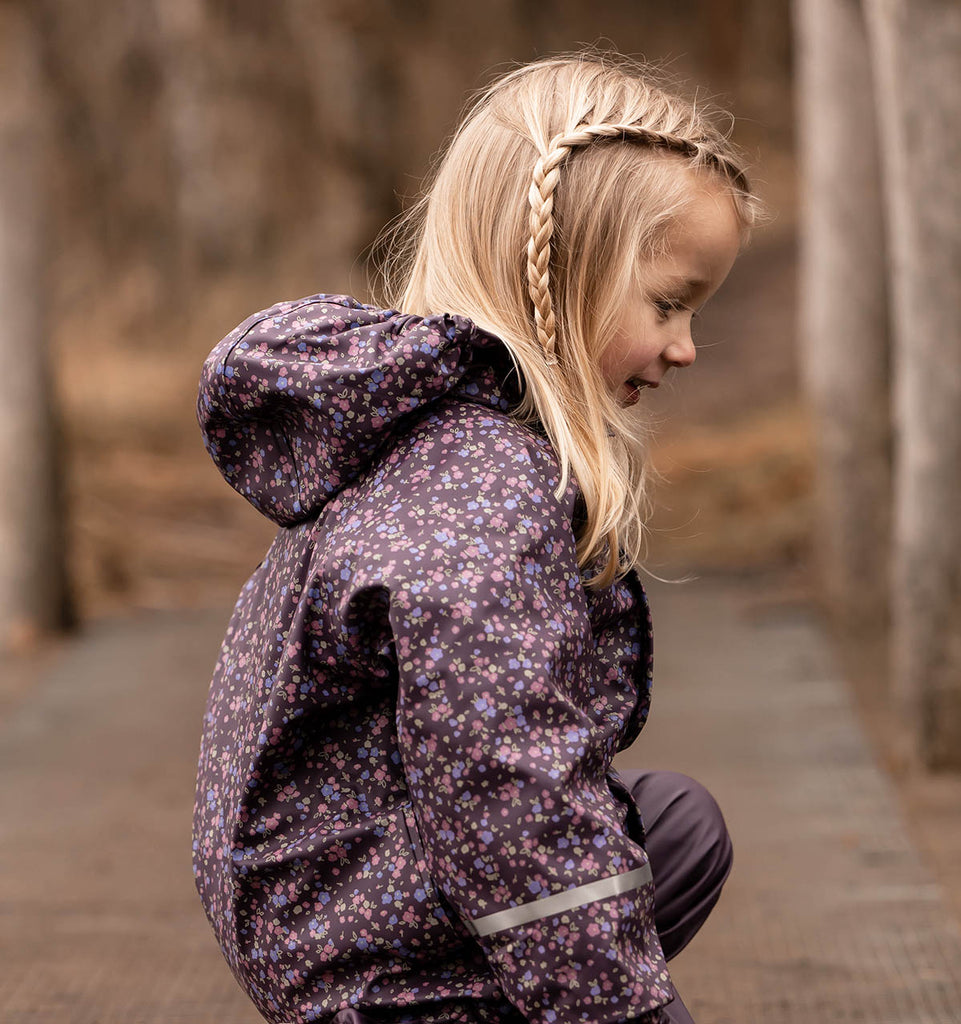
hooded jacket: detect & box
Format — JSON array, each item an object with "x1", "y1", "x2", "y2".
[{"x1": 191, "y1": 294, "x2": 674, "y2": 1024}]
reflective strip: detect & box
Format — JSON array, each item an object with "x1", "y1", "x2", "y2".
[{"x1": 468, "y1": 864, "x2": 653, "y2": 938}]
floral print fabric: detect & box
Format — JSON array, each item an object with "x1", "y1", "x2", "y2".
[{"x1": 192, "y1": 295, "x2": 673, "y2": 1024}]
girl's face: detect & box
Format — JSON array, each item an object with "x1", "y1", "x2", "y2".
[{"x1": 602, "y1": 177, "x2": 742, "y2": 405}]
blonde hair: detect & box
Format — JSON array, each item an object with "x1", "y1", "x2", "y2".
[{"x1": 375, "y1": 50, "x2": 759, "y2": 589}]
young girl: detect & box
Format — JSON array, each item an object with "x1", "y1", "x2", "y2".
[{"x1": 192, "y1": 51, "x2": 758, "y2": 1024}]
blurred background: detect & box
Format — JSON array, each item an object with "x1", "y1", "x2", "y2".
[
  {"x1": 1, "y1": 0, "x2": 960, "y2": 1020},
  {"x1": 0, "y1": 0, "x2": 798, "y2": 623}
]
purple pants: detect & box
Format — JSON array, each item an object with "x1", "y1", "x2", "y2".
[{"x1": 619, "y1": 769, "x2": 734, "y2": 1024}]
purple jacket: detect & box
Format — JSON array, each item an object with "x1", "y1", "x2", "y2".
[{"x1": 191, "y1": 294, "x2": 674, "y2": 1024}]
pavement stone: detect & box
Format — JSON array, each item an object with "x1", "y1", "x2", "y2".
[{"x1": 0, "y1": 574, "x2": 959, "y2": 1023}]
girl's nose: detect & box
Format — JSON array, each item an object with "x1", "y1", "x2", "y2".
[{"x1": 664, "y1": 330, "x2": 696, "y2": 368}]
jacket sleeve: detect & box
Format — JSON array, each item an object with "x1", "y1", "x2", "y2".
[{"x1": 386, "y1": 409, "x2": 674, "y2": 1024}]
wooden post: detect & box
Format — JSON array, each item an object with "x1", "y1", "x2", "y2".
[
  {"x1": 865, "y1": 0, "x2": 961, "y2": 769},
  {"x1": 793, "y1": 0, "x2": 892, "y2": 642}
]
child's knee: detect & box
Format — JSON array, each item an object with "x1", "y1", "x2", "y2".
[
  {"x1": 619, "y1": 767, "x2": 733, "y2": 887},
  {"x1": 673, "y1": 771, "x2": 733, "y2": 884},
  {"x1": 644, "y1": 769, "x2": 733, "y2": 884}
]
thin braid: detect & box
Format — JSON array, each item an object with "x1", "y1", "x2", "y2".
[{"x1": 526, "y1": 121, "x2": 748, "y2": 365}]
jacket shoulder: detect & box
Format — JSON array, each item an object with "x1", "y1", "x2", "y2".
[
  {"x1": 311, "y1": 396, "x2": 581, "y2": 578},
  {"x1": 381, "y1": 396, "x2": 578, "y2": 523}
]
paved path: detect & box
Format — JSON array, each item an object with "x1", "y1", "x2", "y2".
[
  {"x1": 618, "y1": 576, "x2": 961, "y2": 1023},
  {"x1": 1, "y1": 574, "x2": 960, "y2": 1023}
]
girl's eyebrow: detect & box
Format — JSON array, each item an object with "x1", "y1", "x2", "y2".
[
  {"x1": 650, "y1": 278, "x2": 707, "y2": 306},
  {"x1": 662, "y1": 276, "x2": 709, "y2": 293}
]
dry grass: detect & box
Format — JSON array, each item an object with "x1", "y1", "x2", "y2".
[{"x1": 645, "y1": 402, "x2": 815, "y2": 573}]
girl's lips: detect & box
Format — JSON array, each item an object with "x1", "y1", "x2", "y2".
[{"x1": 620, "y1": 377, "x2": 658, "y2": 404}]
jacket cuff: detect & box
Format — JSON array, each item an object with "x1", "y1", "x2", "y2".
[{"x1": 469, "y1": 872, "x2": 674, "y2": 1024}]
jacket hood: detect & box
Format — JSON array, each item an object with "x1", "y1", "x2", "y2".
[{"x1": 197, "y1": 293, "x2": 524, "y2": 527}]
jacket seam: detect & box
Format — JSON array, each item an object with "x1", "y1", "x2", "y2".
[{"x1": 220, "y1": 298, "x2": 324, "y2": 392}]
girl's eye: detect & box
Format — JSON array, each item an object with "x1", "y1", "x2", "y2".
[{"x1": 653, "y1": 297, "x2": 686, "y2": 318}]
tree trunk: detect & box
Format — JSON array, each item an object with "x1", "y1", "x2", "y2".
[
  {"x1": 864, "y1": 0, "x2": 961, "y2": 770},
  {"x1": 793, "y1": 0, "x2": 892, "y2": 643},
  {"x1": 153, "y1": 0, "x2": 279, "y2": 274},
  {"x1": 701, "y1": 0, "x2": 745, "y2": 89},
  {"x1": 283, "y1": 0, "x2": 402, "y2": 293},
  {"x1": 0, "y1": 2, "x2": 74, "y2": 652}
]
